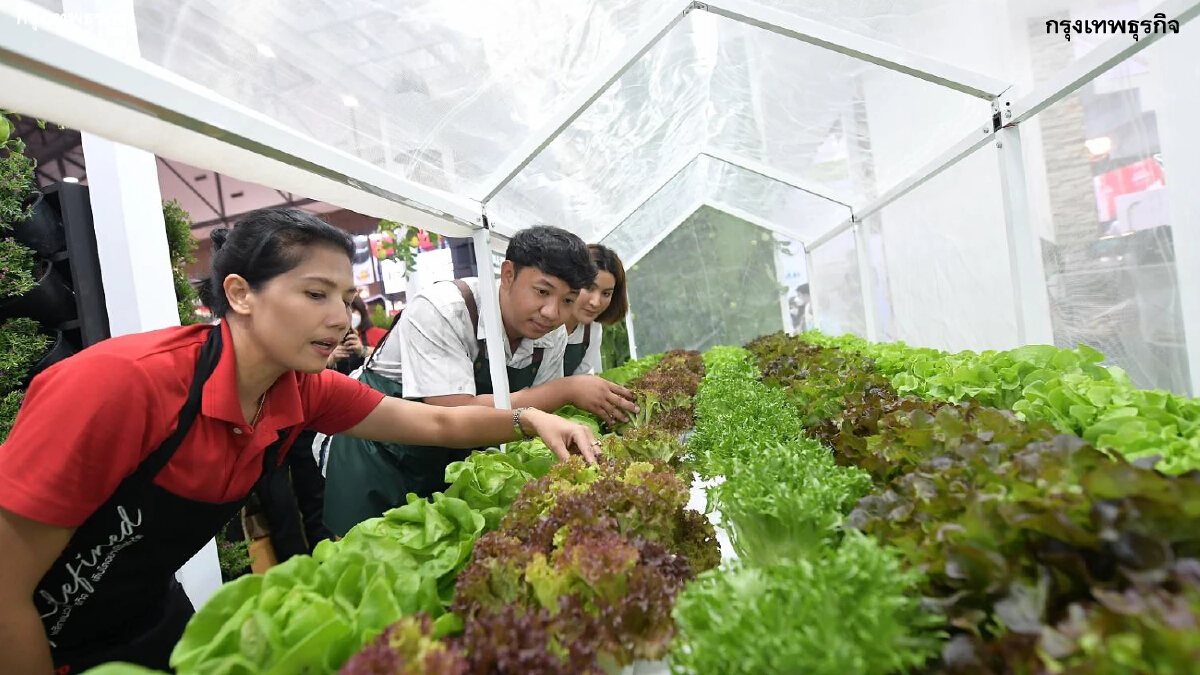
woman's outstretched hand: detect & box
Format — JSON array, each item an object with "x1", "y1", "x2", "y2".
[{"x1": 521, "y1": 408, "x2": 600, "y2": 463}]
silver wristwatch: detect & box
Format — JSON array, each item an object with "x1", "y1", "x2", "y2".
[{"x1": 512, "y1": 407, "x2": 535, "y2": 440}]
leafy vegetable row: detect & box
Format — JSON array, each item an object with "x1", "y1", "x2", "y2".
[
  {"x1": 670, "y1": 346, "x2": 942, "y2": 675},
  {"x1": 802, "y1": 331, "x2": 1200, "y2": 474},
  {"x1": 745, "y1": 332, "x2": 1200, "y2": 674},
  {"x1": 433, "y1": 349, "x2": 713, "y2": 673}
]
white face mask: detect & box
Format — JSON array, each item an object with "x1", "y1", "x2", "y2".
[{"x1": 351, "y1": 313, "x2": 362, "y2": 329}]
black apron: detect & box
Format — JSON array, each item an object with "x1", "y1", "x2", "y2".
[
  {"x1": 561, "y1": 322, "x2": 593, "y2": 376},
  {"x1": 323, "y1": 280, "x2": 544, "y2": 536},
  {"x1": 37, "y1": 326, "x2": 292, "y2": 674}
]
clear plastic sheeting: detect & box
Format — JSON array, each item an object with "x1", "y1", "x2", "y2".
[
  {"x1": 1020, "y1": 30, "x2": 1192, "y2": 395},
  {"x1": 626, "y1": 205, "x2": 790, "y2": 356},
  {"x1": 810, "y1": 228, "x2": 866, "y2": 338},
  {"x1": 492, "y1": 9, "x2": 989, "y2": 236},
  {"x1": 489, "y1": 13, "x2": 713, "y2": 240},
  {"x1": 869, "y1": 143, "x2": 1020, "y2": 353},
  {"x1": 599, "y1": 154, "x2": 851, "y2": 264},
  {"x1": 752, "y1": 0, "x2": 1169, "y2": 99},
  {"x1": 114, "y1": 0, "x2": 674, "y2": 194},
  {"x1": 601, "y1": 156, "x2": 710, "y2": 264},
  {"x1": 704, "y1": 15, "x2": 991, "y2": 208}
]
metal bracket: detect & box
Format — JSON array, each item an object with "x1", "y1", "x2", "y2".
[{"x1": 992, "y1": 87, "x2": 1018, "y2": 131}]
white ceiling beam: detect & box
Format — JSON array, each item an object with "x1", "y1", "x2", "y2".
[
  {"x1": 705, "y1": 199, "x2": 814, "y2": 244},
  {"x1": 477, "y1": 0, "x2": 696, "y2": 203},
  {"x1": 702, "y1": 0, "x2": 1011, "y2": 100},
  {"x1": 1007, "y1": 0, "x2": 1200, "y2": 126},
  {"x1": 0, "y1": 2, "x2": 484, "y2": 237},
  {"x1": 701, "y1": 148, "x2": 854, "y2": 208}
]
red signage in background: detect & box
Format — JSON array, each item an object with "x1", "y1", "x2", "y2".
[{"x1": 1093, "y1": 157, "x2": 1166, "y2": 222}]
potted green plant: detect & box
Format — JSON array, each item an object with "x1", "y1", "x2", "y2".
[
  {"x1": 0, "y1": 258, "x2": 78, "y2": 327},
  {"x1": 1, "y1": 114, "x2": 63, "y2": 256},
  {"x1": 163, "y1": 199, "x2": 201, "y2": 325}
]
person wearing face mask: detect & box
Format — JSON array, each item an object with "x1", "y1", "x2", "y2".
[
  {"x1": 325, "y1": 296, "x2": 388, "y2": 375},
  {"x1": 323, "y1": 226, "x2": 640, "y2": 535},
  {"x1": 562, "y1": 244, "x2": 627, "y2": 376},
  {"x1": 0, "y1": 209, "x2": 600, "y2": 674}
]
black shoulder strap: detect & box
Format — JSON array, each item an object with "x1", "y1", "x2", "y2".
[
  {"x1": 452, "y1": 279, "x2": 486, "y2": 355},
  {"x1": 531, "y1": 347, "x2": 544, "y2": 369},
  {"x1": 131, "y1": 325, "x2": 223, "y2": 483},
  {"x1": 363, "y1": 308, "x2": 405, "y2": 370},
  {"x1": 582, "y1": 323, "x2": 592, "y2": 348}
]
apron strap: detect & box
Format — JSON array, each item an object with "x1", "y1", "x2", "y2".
[
  {"x1": 581, "y1": 323, "x2": 592, "y2": 349},
  {"x1": 129, "y1": 325, "x2": 224, "y2": 485},
  {"x1": 363, "y1": 308, "x2": 405, "y2": 371},
  {"x1": 452, "y1": 279, "x2": 487, "y2": 356},
  {"x1": 531, "y1": 347, "x2": 544, "y2": 369}
]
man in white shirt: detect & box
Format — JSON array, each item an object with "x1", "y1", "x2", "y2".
[{"x1": 324, "y1": 226, "x2": 638, "y2": 534}]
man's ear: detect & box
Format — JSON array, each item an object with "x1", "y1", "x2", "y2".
[
  {"x1": 223, "y1": 274, "x2": 254, "y2": 316},
  {"x1": 499, "y1": 260, "x2": 516, "y2": 290}
]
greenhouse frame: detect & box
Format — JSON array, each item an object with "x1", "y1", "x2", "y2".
[
  {"x1": 3, "y1": 0, "x2": 1200, "y2": 671},
  {"x1": 3, "y1": 0, "x2": 1198, "y2": 399}
]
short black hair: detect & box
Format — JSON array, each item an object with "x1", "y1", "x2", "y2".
[
  {"x1": 798, "y1": 283, "x2": 810, "y2": 296},
  {"x1": 199, "y1": 208, "x2": 355, "y2": 317},
  {"x1": 505, "y1": 225, "x2": 596, "y2": 291}
]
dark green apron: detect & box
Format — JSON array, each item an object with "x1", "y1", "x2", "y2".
[
  {"x1": 561, "y1": 322, "x2": 593, "y2": 376},
  {"x1": 323, "y1": 280, "x2": 544, "y2": 536}
]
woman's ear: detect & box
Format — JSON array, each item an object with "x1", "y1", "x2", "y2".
[{"x1": 223, "y1": 274, "x2": 254, "y2": 316}]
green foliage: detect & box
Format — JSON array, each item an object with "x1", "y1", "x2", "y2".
[
  {"x1": 804, "y1": 331, "x2": 1200, "y2": 475},
  {"x1": 453, "y1": 457, "x2": 717, "y2": 671},
  {"x1": 626, "y1": 206, "x2": 784, "y2": 356},
  {"x1": 669, "y1": 533, "x2": 944, "y2": 675},
  {"x1": 0, "y1": 318, "x2": 49, "y2": 392},
  {"x1": 0, "y1": 389, "x2": 23, "y2": 442},
  {"x1": 171, "y1": 551, "x2": 445, "y2": 675},
  {"x1": 599, "y1": 351, "x2": 663, "y2": 386},
  {"x1": 615, "y1": 350, "x2": 704, "y2": 435},
  {"x1": 315, "y1": 493, "x2": 485, "y2": 607},
  {"x1": 746, "y1": 331, "x2": 1200, "y2": 673},
  {"x1": 162, "y1": 200, "x2": 200, "y2": 325},
  {"x1": 709, "y1": 438, "x2": 871, "y2": 566},
  {"x1": 688, "y1": 345, "x2": 802, "y2": 478},
  {"x1": 169, "y1": 494, "x2": 480, "y2": 674},
  {"x1": 0, "y1": 237, "x2": 37, "y2": 298},
  {"x1": 0, "y1": 113, "x2": 37, "y2": 228},
  {"x1": 375, "y1": 220, "x2": 440, "y2": 270},
  {"x1": 337, "y1": 613, "x2": 468, "y2": 674},
  {"x1": 216, "y1": 527, "x2": 252, "y2": 578},
  {"x1": 601, "y1": 426, "x2": 687, "y2": 467},
  {"x1": 370, "y1": 303, "x2": 391, "y2": 331},
  {"x1": 443, "y1": 451, "x2": 540, "y2": 532},
  {"x1": 599, "y1": 319, "x2": 630, "y2": 371}
]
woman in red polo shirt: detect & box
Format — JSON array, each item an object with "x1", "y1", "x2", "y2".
[{"x1": 0, "y1": 208, "x2": 598, "y2": 675}]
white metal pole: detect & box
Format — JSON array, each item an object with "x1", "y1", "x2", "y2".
[
  {"x1": 61, "y1": 0, "x2": 220, "y2": 609},
  {"x1": 804, "y1": 248, "x2": 819, "y2": 332},
  {"x1": 853, "y1": 222, "x2": 878, "y2": 341},
  {"x1": 62, "y1": 0, "x2": 177, "y2": 337},
  {"x1": 995, "y1": 124, "x2": 1054, "y2": 346},
  {"x1": 472, "y1": 228, "x2": 514, "y2": 409},
  {"x1": 1154, "y1": 25, "x2": 1200, "y2": 396},
  {"x1": 625, "y1": 312, "x2": 639, "y2": 361}
]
